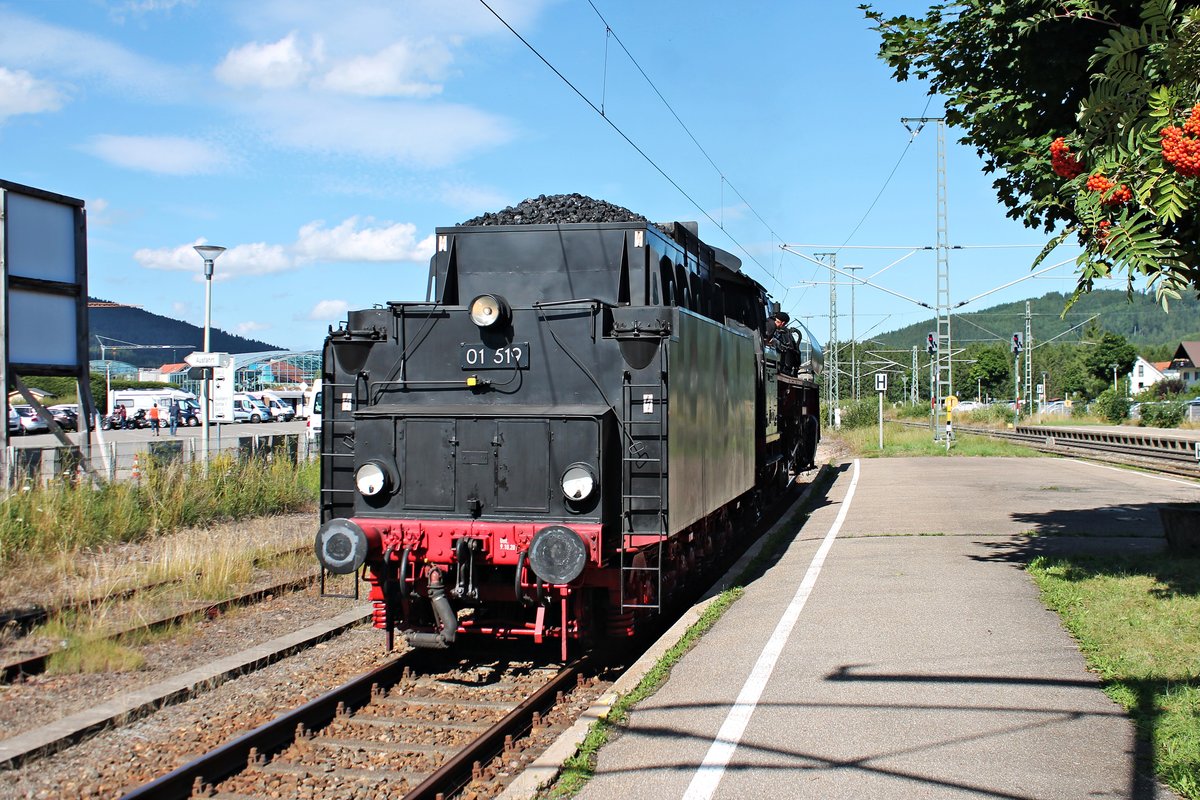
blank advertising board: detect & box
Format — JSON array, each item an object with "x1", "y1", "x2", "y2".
[{"x1": 0, "y1": 180, "x2": 88, "y2": 375}]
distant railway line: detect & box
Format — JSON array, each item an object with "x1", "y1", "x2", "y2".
[{"x1": 916, "y1": 421, "x2": 1200, "y2": 479}]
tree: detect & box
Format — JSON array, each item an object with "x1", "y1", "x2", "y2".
[
  {"x1": 965, "y1": 345, "x2": 1013, "y2": 399},
  {"x1": 1084, "y1": 330, "x2": 1139, "y2": 383},
  {"x1": 862, "y1": 1, "x2": 1200, "y2": 307}
]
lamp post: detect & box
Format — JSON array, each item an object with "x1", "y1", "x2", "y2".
[
  {"x1": 194, "y1": 245, "x2": 226, "y2": 470},
  {"x1": 1110, "y1": 362, "x2": 1119, "y2": 395}
]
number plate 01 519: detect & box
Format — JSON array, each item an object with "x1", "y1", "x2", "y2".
[{"x1": 460, "y1": 342, "x2": 530, "y2": 369}]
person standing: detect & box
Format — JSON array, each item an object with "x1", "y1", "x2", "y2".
[
  {"x1": 149, "y1": 403, "x2": 160, "y2": 436},
  {"x1": 168, "y1": 399, "x2": 180, "y2": 436},
  {"x1": 117, "y1": 403, "x2": 127, "y2": 429}
]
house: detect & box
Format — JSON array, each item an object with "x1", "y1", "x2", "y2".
[
  {"x1": 1129, "y1": 356, "x2": 1172, "y2": 393},
  {"x1": 1167, "y1": 342, "x2": 1200, "y2": 385}
]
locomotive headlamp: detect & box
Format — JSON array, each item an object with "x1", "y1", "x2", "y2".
[
  {"x1": 528, "y1": 525, "x2": 589, "y2": 585},
  {"x1": 560, "y1": 463, "x2": 597, "y2": 501},
  {"x1": 355, "y1": 460, "x2": 395, "y2": 497},
  {"x1": 468, "y1": 293, "x2": 511, "y2": 328}
]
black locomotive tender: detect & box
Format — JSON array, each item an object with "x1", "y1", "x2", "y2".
[{"x1": 315, "y1": 195, "x2": 822, "y2": 659}]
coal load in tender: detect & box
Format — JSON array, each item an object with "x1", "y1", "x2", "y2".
[{"x1": 458, "y1": 193, "x2": 649, "y2": 226}]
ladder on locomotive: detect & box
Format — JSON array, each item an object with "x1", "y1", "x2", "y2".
[
  {"x1": 318, "y1": 376, "x2": 361, "y2": 600},
  {"x1": 619, "y1": 349, "x2": 667, "y2": 613}
]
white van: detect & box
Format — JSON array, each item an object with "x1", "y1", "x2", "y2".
[
  {"x1": 233, "y1": 393, "x2": 270, "y2": 423},
  {"x1": 109, "y1": 388, "x2": 197, "y2": 418},
  {"x1": 306, "y1": 379, "x2": 322, "y2": 441},
  {"x1": 248, "y1": 390, "x2": 296, "y2": 422}
]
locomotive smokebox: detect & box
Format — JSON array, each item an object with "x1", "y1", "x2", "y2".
[{"x1": 315, "y1": 518, "x2": 373, "y2": 575}]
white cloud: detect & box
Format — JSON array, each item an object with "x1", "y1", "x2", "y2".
[
  {"x1": 135, "y1": 216, "x2": 433, "y2": 279},
  {"x1": 308, "y1": 299, "x2": 348, "y2": 321},
  {"x1": 236, "y1": 320, "x2": 270, "y2": 335},
  {"x1": 0, "y1": 8, "x2": 185, "y2": 100},
  {"x1": 319, "y1": 39, "x2": 452, "y2": 98},
  {"x1": 134, "y1": 238, "x2": 290, "y2": 277},
  {"x1": 86, "y1": 135, "x2": 231, "y2": 175},
  {"x1": 0, "y1": 67, "x2": 64, "y2": 120},
  {"x1": 215, "y1": 32, "x2": 312, "y2": 90},
  {"x1": 295, "y1": 217, "x2": 434, "y2": 262}
]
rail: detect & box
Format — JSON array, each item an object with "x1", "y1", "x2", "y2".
[
  {"x1": 904, "y1": 420, "x2": 1200, "y2": 478},
  {"x1": 118, "y1": 652, "x2": 585, "y2": 800}
]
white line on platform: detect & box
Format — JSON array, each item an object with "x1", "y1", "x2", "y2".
[
  {"x1": 682, "y1": 458, "x2": 861, "y2": 800},
  {"x1": 1069, "y1": 458, "x2": 1200, "y2": 488}
]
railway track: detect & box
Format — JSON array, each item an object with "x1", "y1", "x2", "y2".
[
  {"x1": 120, "y1": 649, "x2": 594, "y2": 800},
  {"x1": 904, "y1": 419, "x2": 1200, "y2": 479},
  {"x1": 2, "y1": 574, "x2": 321, "y2": 683}
]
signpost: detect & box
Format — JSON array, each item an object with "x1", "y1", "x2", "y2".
[
  {"x1": 876, "y1": 373, "x2": 887, "y2": 450},
  {"x1": 185, "y1": 352, "x2": 233, "y2": 464}
]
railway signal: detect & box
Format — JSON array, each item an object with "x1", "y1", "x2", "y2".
[
  {"x1": 927, "y1": 333, "x2": 937, "y2": 355},
  {"x1": 1012, "y1": 333, "x2": 1023, "y2": 355}
]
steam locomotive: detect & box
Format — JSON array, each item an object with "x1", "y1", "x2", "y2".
[{"x1": 314, "y1": 198, "x2": 821, "y2": 658}]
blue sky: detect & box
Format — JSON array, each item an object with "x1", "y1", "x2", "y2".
[{"x1": 1, "y1": 0, "x2": 1092, "y2": 353}]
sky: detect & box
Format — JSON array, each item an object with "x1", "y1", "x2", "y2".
[{"x1": 1, "y1": 0, "x2": 1099, "y2": 354}]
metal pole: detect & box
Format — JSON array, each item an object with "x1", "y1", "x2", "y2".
[
  {"x1": 201, "y1": 260, "x2": 213, "y2": 473},
  {"x1": 847, "y1": 265, "x2": 862, "y2": 401},
  {"x1": 878, "y1": 390, "x2": 884, "y2": 450}
]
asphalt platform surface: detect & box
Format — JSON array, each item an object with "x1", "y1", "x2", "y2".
[{"x1": 577, "y1": 456, "x2": 1196, "y2": 800}]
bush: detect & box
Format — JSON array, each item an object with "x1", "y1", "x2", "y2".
[
  {"x1": 1070, "y1": 400, "x2": 1091, "y2": 418},
  {"x1": 839, "y1": 398, "x2": 879, "y2": 429},
  {"x1": 895, "y1": 403, "x2": 929, "y2": 420},
  {"x1": 1139, "y1": 401, "x2": 1186, "y2": 428},
  {"x1": 1092, "y1": 389, "x2": 1131, "y2": 424}
]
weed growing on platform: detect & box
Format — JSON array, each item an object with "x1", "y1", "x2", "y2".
[
  {"x1": 0, "y1": 455, "x2": 318, "y2": 563},
  {"x1": 1028, "y1": 554, "x2": 1200, "y2": 799},
  {"x1": 829, "y1": 422, "x2": 1041, "y2": 458}
]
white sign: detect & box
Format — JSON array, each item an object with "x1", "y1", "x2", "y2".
[
  {"x1": 876, "y1": 373, "x2": 887, "y2": 392},
  {"x1": 210, "y1": 362, "x2": 236, "y2": 422},
  {"x1": 185, "y1": 351, "x2": 231, "y2": 368}
]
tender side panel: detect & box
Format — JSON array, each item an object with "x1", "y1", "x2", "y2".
[{"x1": 666, "y1": 309, "x2": 755, "y2": 534}]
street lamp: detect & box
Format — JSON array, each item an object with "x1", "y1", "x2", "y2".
[
  {"x1": 1110, "y1": 362, "x2": 1119, "y2": 394},
  {"x1": 194, "y1": 244, "x2": 226, "y2": 469}
]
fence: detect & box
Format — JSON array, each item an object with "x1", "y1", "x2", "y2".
[{"x1": 4, "y1": 432, "x2": 320, "y2": 486}]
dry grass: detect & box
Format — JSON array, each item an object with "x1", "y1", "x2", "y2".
[{"x1": 0, "y1": 514, "x2": 315, "y2": 614}]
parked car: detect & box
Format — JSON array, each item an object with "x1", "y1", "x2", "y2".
[
  {"x1": 47, "y1": 404, "x2": 80, "y2": 429},
  {"x1": 11, "y1": 405, "x2": 49, "y2": 435},
  {"x1": 8, "y1": 408, "x2": 19, "y2": 436}
]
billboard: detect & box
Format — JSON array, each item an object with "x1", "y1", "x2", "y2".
[{"x1": 0, "y1": 180, "x2": 88, "y2": 375}]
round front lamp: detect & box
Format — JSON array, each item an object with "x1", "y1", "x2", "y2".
[
  {"x1": 469, "y1": 294, "x2": 511, "y2": 328},
  {"x1": 355, "y1": 461, "x2": 394, "y2": 497},
  {"x1": 560, "y1": 463, "x2": 597, "y2": 501}
]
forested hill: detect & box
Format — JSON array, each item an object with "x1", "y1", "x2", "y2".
[
  {"x1": 871, "y1": 290, "x2": 1200, "y2": 356},
  {"x1": 89, "y1": 299, "x2": 284, "y2": 368}
]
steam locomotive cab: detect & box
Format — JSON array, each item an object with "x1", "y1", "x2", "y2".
[{"x1": 315, "y1": 214, "x2": 820, "y2": 657}]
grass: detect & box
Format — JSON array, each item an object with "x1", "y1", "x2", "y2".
[
  {"x1": 830, "y1": 421, "x2": 1042, "y2": 458},
  {"x1": 1028, "y1": 554, "x2": 1200, "y2": 799},
  {"x1": 37, "y1": 611, "x2": 193, "y2": 675},
  {"x1": 0, "y1": 452, "x2": 318, "y2": 564}
]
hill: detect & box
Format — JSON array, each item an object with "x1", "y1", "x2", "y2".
[
  {"x1": 869, "y1": 290, "x2": 1200, "y2": 354},
  {"x1": 88, "y1": 299, "x2": 284, "y2": 368}
]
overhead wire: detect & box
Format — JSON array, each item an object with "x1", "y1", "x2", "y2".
[{"x1": 478, "y1": 0, "x2": 788, "y2": 296}]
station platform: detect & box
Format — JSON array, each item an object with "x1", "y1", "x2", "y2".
[{"x1": 574, "y1": 457, "x2": 1194, "y2": 800}]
